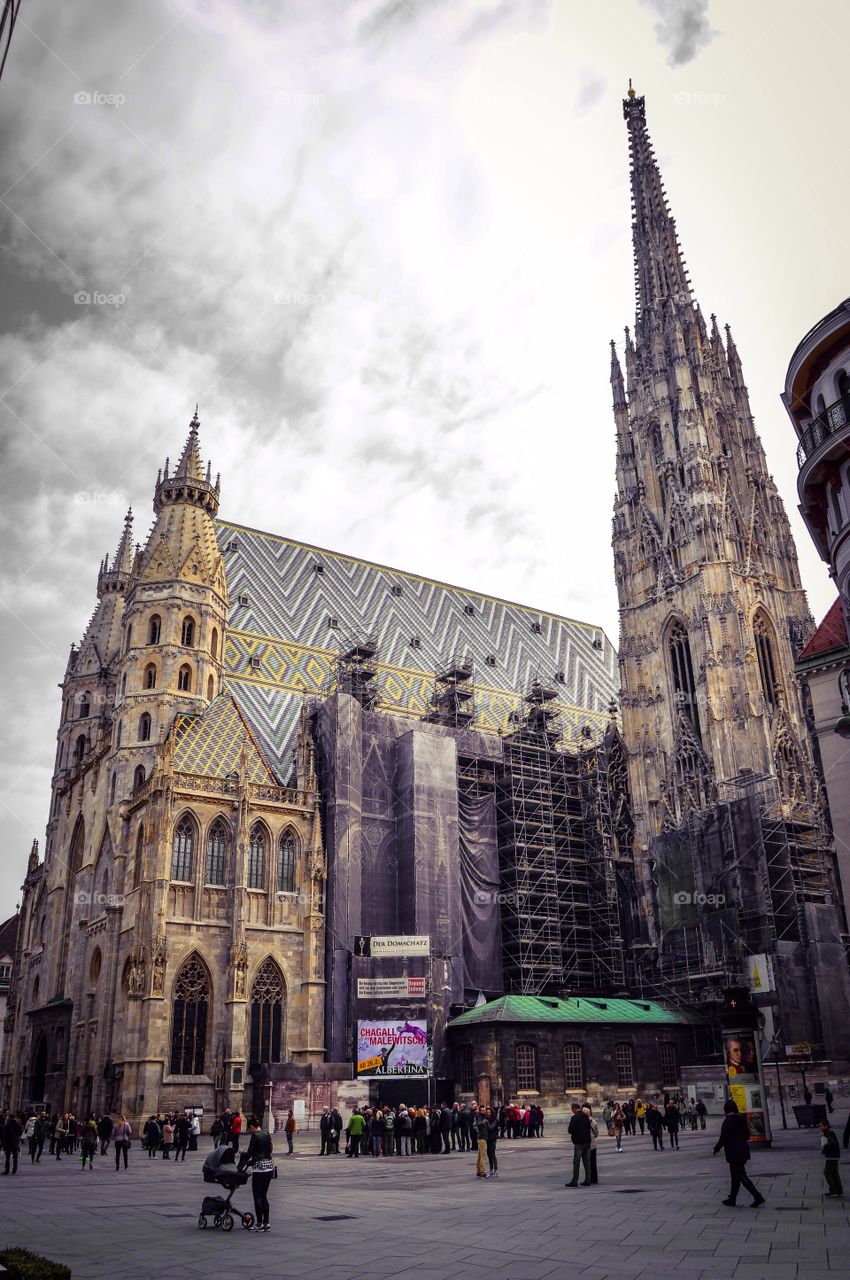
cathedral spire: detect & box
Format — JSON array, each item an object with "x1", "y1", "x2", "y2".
[
  {"x1": 154, "y1": 409, "x2": 220, "y2": 517},
  {"x1": 610, "y1": 340, "x2": 626, "y2": 409},
  {"x1": 97, "y1": 507, "x2": 134, "y2": 598},
  {"x1": 623, "y1": 86, "x2": 692, "y2": 335}
]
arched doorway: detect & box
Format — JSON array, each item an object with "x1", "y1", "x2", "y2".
[{"x1": 31, "y1": 1034, "x2": 47, "y2": 1103}]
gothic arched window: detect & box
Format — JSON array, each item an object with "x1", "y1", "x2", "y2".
[
  {"x1": 171, "y1": 814, "x2": 195, "y2": 882},
  {"x1": 205, "y1": 818, "x2": 228, "y2": 886},
  {"x1": 181, "y1": 616, "x2": 195, "y2": 647},
  {"x1": 249, "y1": 957, "x2": 284, "y2": 1068},
  {"x1": 211, "y1": 628, "x2": 219, "y2": 660},
  {"x1": 144, "y1": 663, "x2": 157, "y2": 690},
  {"x1": 79, "y1": 692, "x2": 91, "y2": 719},
  {"x1": 277, "y1": 830, "x2": 298, "y2": 894},
  {"x1": 73, "y1": 734, "x2": 87, "y2": 764},
  {"x1": 170, "y1": 954, "x2": 209, "y2": 1075},
  {"x1": 139, "y1": 712, "x2": 151, "y2": 741},
  {"x1": 133, "y1": 764, "x2": 146, "y2": 790},
  {"x1": 248, "y1": 823, "x2": 266, "y2": 890},
  {"x1": 178, "y1": 664, "x2": 192, "y2": 692},
  {"x1": 207, "y1": 675, "x2": 214, "y2": 700},
  {"x1": 753, "y1": 611, "x2": 780, "y2": 714},
  {"x1": 148, "y1": 614, "x2": 161, "y2": 645},
  {"x1": 650, "y1": 423, "x2": 663, "y2": 468},
  {"x1": 668, "y1": 619, "x2": 701, "y2": 739},
  {"x1": 69, "y1": 815, "x2": 85, "y2": 874}
]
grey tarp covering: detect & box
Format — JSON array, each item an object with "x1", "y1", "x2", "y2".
[
  {"x1": 316, "y1": 694, "x2": 504, "y2": 1075},
  {"x1": 457, "y1": 790, "x2": 502, "y2": 993}
]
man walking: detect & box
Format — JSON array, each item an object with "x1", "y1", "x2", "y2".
[
  {"x1": 713, "y1": 1100, "x2": 764, "y2": 1207},
  {"x1": 565, "y1": 1103, "x2": 592, "y2": 1187},
  {"x1": 1, "y1": 1112, "x2": 22, "y2": 1176},
  {"x1": 695, "y1": 1099, "x2": 707, "y2": 1131},
  {"x1": 664, "y1": 1099, "x2": 681, "y2": 1150},
  {"x1": 646, "y1": 1102, "x2": 664, "y2": 1150},
  {"x1": 97, "y1": 1112, "x2": 113, "y2": 1156},
  {"x1": 820, "y1": 1119, "x2": 843, "y2": 1198}
]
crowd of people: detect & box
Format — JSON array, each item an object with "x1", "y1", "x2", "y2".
[
  {"x1": 317, "y1": 1100, "x2": 545, "y2": 1159},
  {"x1": 0, "y1": 1108, "x2": 136, "y2": 1173},
  {"x1": 141, "y1": 1111, "x2": 201, "y2": 1160}
]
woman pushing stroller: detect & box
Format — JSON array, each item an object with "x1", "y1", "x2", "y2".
[{"x1": 238, "y1": 1116, "x2": 275, "y2": 1232}]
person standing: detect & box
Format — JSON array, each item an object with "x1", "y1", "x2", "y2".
[
  {"x1": 319, "y1": 1108, "x2": 332, "y2": 1156},
  {"x1": 474, "y1": 1107, "x2": 489, "y2": 1178},
  {"x1": 329, "y1": 1108, "x2": 342, "y2": 1154},
  {"x1": 239, "y1": 1116, "x2": 274, "y2": 1232},
  {"x1": 439, "y1": 1103, "x2": 452, "y2": 1154},
  {"x1": 664, "y1": 1100, "x2": 681, "y2": 1150},
  {"x1": 97, "y1": 1113, "x2": 113, "y2": 1156},
  {"x1": 80, "y1": 1116, "x2": 97, "y2": 1170},
  {"x1": 143, "y1": 1115, "x2": 161, "y2": 1157},
  {"x1": 635, "y1": 1099, "x2": 647, "y2": 1135},
  {"x1": 1, "y1": 1112, "x2": 22, "y2": 1176},
  {"x1": 189, "y1": 1112, "x2": 200, "y2": 1151},
  {"x1": 113, "y1": 1115, "x2": 131, "y2": 1171},
  {"x1": 174, "y1": 1113, "x2": 190, "y2": 1162},
  {"x1": 646, "y1": 1103, "x2": 664, "y2": 1151},
  {"x1": 54, "y1": 1114, "x2": 68, "y2": 1160},
  {"x1": 485, "y1": 1107, "x2": 499, "y2": 1178},
  {"x1": 230, "y1": 1110, "x2": 243, "y2": 1153},
  {"x1": 713, "y1": 1100, "x2": 764, "y2": 1207},
  {"x1": 695, "y1": 1100, "x2": 707, "y2": 1131},
  {"x1": 285, "y1": 1110, "x2": 296, "y2": 1155},
  {"x1": 612, "y1": 1104, "x2": 625, "y2": 1151},
  {"x1": 624, "y1": 1099, "x2": 636, "y2": 1136},
  {"x1": 32, "y1": 1112, "x2": 47, "y2": 1163},
  {"x1": 583, "y1": 1106, "x2": 599, "y2": 1184},
  {"x1": 825, "y1": 1087, "x2": 834, "y2": 1114},
  {"x1": 820, "y1": 1119, "x2": 843, "y2": 1198},
  {"x1": 566, "y1": 1103, "x2": 592, "y2": 1187},
  {"x1": 347, "y1": 1108, "x2": 364, "y2": 1157},
  {"x1": 161, "y1": 1117, "x2": 174, "y2": 1159}
]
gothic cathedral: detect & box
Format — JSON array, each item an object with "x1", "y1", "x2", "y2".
[{"x1": 611, "y1": 88, "x2": 850, "y2": 1059}]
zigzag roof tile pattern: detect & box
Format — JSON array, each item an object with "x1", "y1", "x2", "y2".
[
  {"x1": 172, "y1": 692, "x2": 276, "y2": 783},
  {"x1": 216, "y1": 520, "x2": 618, "y2": 780}
]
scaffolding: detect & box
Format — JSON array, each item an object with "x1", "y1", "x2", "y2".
[
  {"x1": 329, "y1": 635, "x2": 380, "y2": 710},
  {"x1": 495, "y1": 682, "x2": 625, "y2": 996},
  {"x1": 425, "y1": 652, "x2": 476, "y2": 729}
]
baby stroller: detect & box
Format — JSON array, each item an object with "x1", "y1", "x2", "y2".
[{"x1": 199, "y1": 1144, "x2": 254, "y2": 1231}]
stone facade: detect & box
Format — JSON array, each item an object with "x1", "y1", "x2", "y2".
[{"x1": 1, "y1": 420, "x2": 327, "y2": 1124}]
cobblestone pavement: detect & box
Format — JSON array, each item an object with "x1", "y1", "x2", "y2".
[{"x1": 1, "y1": 1110, "x2": 849, "y2": 1280}]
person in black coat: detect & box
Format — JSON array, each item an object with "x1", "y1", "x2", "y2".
[
  {"x1": 713, "y1": 1100, "x2": 764, "y2": 1207},
  {"x1": 438, "y1": 1103, "x2": 453, "y2": 1153},
  {"x1": 174, "y1": 1113, "x2": 191, "y2": 1161},
  {"x1": 663, "y1": 1101, "x2": 681, "y2": 1149},
  {"x1": 646, "y1": 1103, "x2": 664, "y2": 1151},
  {"x1": 97, "y1": 1113, "x2": 113, "y2": 1155},
  {"x1": 565, "y1": 1104, "x2": 592, "y2": 1187}
]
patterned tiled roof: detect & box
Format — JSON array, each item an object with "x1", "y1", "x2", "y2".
[
  {"x1": 447, "y1": 994, "x2": 696, "y2": 1027},
  {"x1": 797, "y1": 597, "x2": 849, "y2": 663},
  {"x1": 215, "y1": 520, "x2": 618, "y2": 776},
  {"x1": 172, "y1": 692, "x2": 276, "y2": 783}
]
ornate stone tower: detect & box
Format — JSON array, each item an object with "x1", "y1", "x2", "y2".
[{"x1": 611, "y1": 87, "x2": 850, "y2": 1061}]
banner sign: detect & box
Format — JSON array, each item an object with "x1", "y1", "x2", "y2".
[
  {"x1": 357, "y1": 977, "x2": 427, "y2": 999},
  {"x1": 356, "y1": 1020, "x2": 428, "y2": 1077},
  {"x1": 744, "y1": 953, "x2": 775, "y2": 994},
  {"x1": 371, "y1": 935, "x2": 430, "y2": 957}
]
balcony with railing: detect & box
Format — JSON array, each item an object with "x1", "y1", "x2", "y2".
[{"x1": 797, "y1": 394, "x2": 850, "y2": 469}]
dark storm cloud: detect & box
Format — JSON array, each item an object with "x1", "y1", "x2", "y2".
[{"x1": 640, "y1": 0, "x2": 717, "y2": 67}]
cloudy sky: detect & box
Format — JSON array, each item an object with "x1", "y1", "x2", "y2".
[{"x1": 1, "y1": 0, "x2": 848, "y2": 915}]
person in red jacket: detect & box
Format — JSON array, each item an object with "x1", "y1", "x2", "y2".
[{"x1": 230, "y1": 1110, "x2": 243, "y2": 1153}]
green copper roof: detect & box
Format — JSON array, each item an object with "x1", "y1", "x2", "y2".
[{"x1": 447, "y1": 995, "x2": 697, "y2": 1028}]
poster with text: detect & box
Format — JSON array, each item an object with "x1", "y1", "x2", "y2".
[{"x1": 356, "y1": 1020, "x2": 428, "y2": 1077}]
